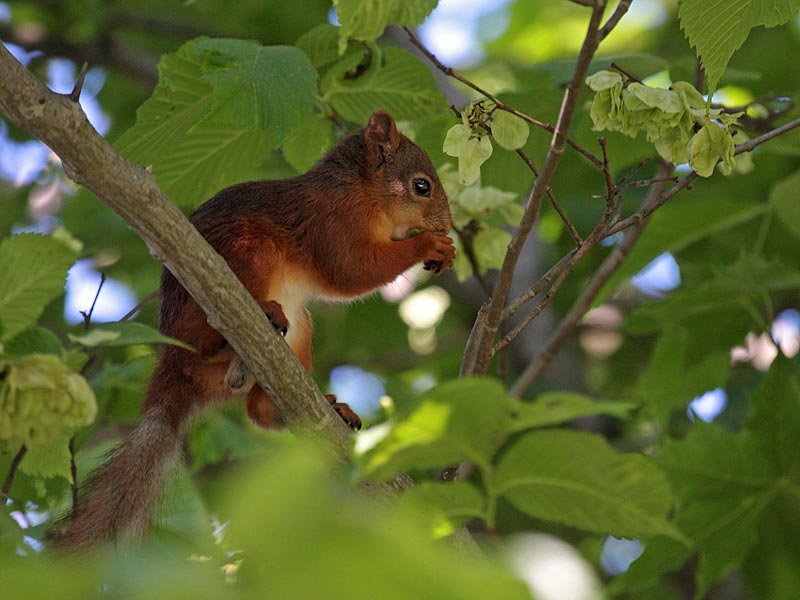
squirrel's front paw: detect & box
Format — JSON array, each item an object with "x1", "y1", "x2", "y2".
[{"x1": 422, "y1": 232, "x2": 455, "y2": 274}]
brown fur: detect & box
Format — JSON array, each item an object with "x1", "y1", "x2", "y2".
[{"x1": 50, "y1": 111, "x2": 453, "y2": 551}]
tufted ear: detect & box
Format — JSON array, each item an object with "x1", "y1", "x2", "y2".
[{"x1": 364, "y1": 110, "x2": 401, "y2": 168}]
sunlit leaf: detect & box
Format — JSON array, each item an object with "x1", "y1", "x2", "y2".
[{"x1": 355, "y1": 378, "x2": 512, "y2": 480}]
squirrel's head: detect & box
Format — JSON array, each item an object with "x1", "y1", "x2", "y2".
[{"x1": 362, "y1": 111, "x2": 452, "y2": 241}]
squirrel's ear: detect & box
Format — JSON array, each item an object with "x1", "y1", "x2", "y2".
[{"x1": 365, "y1": 110, "x2": 401, "y2": 167}]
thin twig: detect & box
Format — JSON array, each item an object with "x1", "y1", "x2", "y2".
[
  {"x1": 605, "y1": 116, "x2": 800, "y2": 237},
  {"x1": 516, "y1": 148, "x2": 583, "y2": 245},
  {"x1": 511, "y1": 164, "x2": 672, "y2": 396},
  {"x1": 494, "y1": 146, "x2": 616, "y2": 353},
  {"x1": 68, "y1": 62, "x2": 89, "y2": 102},
  {"x1": 599, "y1": 0, "x2": 633, "y2": 40},
  {"x1": 403, "y1": 27, "x2": 604, "y2": 170},
  {"x1": 1, "y1": 445, "x2": 28, "y2": 503},
  {"x1": 501, "y1": 251, "x2": 577, "y2": 321},
  {"x1": 462, "y1": 2, "x2": 609, "y2": 377},
  {"x1": 79, "y1": 273, "x2": 105, "y2": 331},
  {"x1": 118, "y1": 288, "x2": 160, "y2": 323}
]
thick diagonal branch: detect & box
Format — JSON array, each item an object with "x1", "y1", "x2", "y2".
[{"x1": 0, "y1": 42, "x2": 413, "y2": 502}]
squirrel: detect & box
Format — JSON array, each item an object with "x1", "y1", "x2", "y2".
[{"x1": 49, "y1": 110, "x2": 454, "y2": 552}]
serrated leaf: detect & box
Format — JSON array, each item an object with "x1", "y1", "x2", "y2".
[
  {"x1": 510, "y1": 392, "x2": 635, "y2": 432},
  {"x1": 654, "y1": 420, "x2": 782, "y2": 597},
  {"x1": 658, "y1": 422, "x2": 778, "y2": 499},
  {"x1": 193, "y1": 39, "x2": 317, "y2": 140},
  {"x1": 115, "y1": 38, "x2": 278, "y2": 208},
  {"x1": 770, "y1": 168, "x2": 800, "y2": 242},
  {"x1": 0, "y1": 234, "x2": 79, "y2": 342},
  {"x1": 68, "y1": 322, "x2": 194, "y2": 351},
  {"x1": 457, "y1": 136, "x2": 493, "y2": 186},
  {"x1": 491, "y1": 110, "x2": 529, "y2": 150},
  {"x1": 324, "y1": 47, "x2": 445, "y2": 124},
  {"x1": 680, "y1": 0, "x2": 800, "y2": 93},
  {"x1": 19, "y1": 429, "x2": 72, "y2": 481},
  {"x1": 493, "y1": 430, "x2": 682, "y2": 539},
  {"x1": 355, "y1": 377, "x2": 512, "y2": 480},
  {"x1": 282, "y1": 113, "x2": 336, "y2": 172},
  {"x1": 334, "y1": 0, "x2": 437, "y2": 53}
]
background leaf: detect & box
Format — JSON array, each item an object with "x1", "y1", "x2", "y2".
[
  {"x1": 679, "y1": 0, "x2": 800, "y2": 92},
  {"x1": 493, "y1": 430, "x2": 681, "y2": 539},
  {"x1": 0, "y1": 234, "x2": 78, "y2": 342}
]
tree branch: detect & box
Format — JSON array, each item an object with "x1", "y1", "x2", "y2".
[
  {"x1": 511, "y1": 163, "x2": 673, "y2": 396},
  {"x1": 0, "y1": 42, "x2": 411, "y2": 504},
  {"x1": 462, "y1": 1, "x2": 609, "y2": 376}
]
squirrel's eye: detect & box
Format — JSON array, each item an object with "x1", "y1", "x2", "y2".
[{"x1": 413, "y1": 178, "x2": 431, "y2": 196}]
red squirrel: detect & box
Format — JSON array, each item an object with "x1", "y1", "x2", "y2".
[{"x1": 51, "y1": 110, "x2": 454, "y2": 551}]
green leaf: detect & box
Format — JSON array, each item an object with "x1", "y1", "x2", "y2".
[
  {"x1": 67, "y1": 322, "x2": 194, "y2": 351},
  {"x1": 0, "y1": 354, "x2": 97, "y2": 448},
  {"x1": 457, "y1": 136, "x2": 493, "y2": 186},
  {"x1": 748, "y1": 355, "x2": 800, "y2": 474},
  {"x1": 193, "y1": 39, "x2": 317, "y2": 140},
  {"x1": 355, "y1": 377, "x2": 513, "y2": 480},
  {"x1": 627, "y1": 255, "x2": 800, "y2": 335},
  {"x1": 19, "y1": 429, "x2": 72, "y2": 481},
  {"x1": 442, "y1": 124, "x2": 472, "y2": 157},
  {"x1": 599, "y1": 195, "x2": 768, "y2": 302},
  {"x1": 634, "y1": 329, "x2": 730, "y2": 423},
  {"x1": 471, "y1": 226, "x2": 510, "y2": 274},
  {"x1": 324, "y1": 47, "x2": 446, "y2": 124},
  {"x1": 115, "y1": 38, "x2": 278, "y2": 207},
  {"x1": 493, "y1": 430, "x2": 682, "y2": 539},
  {"x1": 679, "y1": 0, "x2": 800, "y2": 92},
  {"x1": 295, "y1": 24, "x2": 341, "y2": 69},
  {"x1": 491, "y1": 110, "x2": 530, "y2": 150},
  {"x1": 4, "y1": 326, "x2": 64, "y2": 358},
  {"x1": 282, "y1": 113, "x2": 336, "y2": 173},
  {"x1": 657, "y1": 422, "x2": 778, "y2": 499},
  {"x1": 770, "y1": 168, "x2": 800, "y2": 243},
  {"x1": 0, "y1": 234, "x2": 79, "y2": 342},
  {"x1": 397, "y1": 481, "x2": 485, "y2": 538},
  {"x1": 509, "y1": 392, "x2": 635, "y2": 432},
  {"x1": 334, "y1": 0, "x2": 437, "y2": 53},
  {"x1": 654, "y1": 421, "x2": 782, "y2": 596},
  {"x1": 188, "y1": 412, "x2": 265, "y2": 472}
]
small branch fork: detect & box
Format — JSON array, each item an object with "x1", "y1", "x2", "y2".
[{"x1": 408, "y1": 2, "x2": 800, "y2": 394}]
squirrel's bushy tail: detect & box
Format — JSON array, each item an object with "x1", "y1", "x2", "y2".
[{"x1": 50, "y1": 391, "x2": 191, "y2": 552}]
